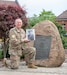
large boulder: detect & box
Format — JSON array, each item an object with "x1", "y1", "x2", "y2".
[{"x1": 27, "y1": 20, "x2": 65, "y2": 67}]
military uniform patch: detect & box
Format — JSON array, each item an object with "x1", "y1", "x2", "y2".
[{"x1": 12, "y1": 35, "x2": 16, "y2": 38}]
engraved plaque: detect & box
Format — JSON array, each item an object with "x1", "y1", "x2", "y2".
[{"x1": 34, "y1": 35, "x2": 52, "y2": 59}]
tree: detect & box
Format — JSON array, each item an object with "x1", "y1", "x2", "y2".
[
  {"x1": 0, "y1": 5, "x2": 28, "y2": 58},
  {"x1": 29, "y1": 10, "x2": 56, "y2": 27},
  {"x1": 39, "y1": 9, "x2": 56, "y2": 22},
  {"x1": 28, "y1": 14, "x2": 40, "y2": 27}
]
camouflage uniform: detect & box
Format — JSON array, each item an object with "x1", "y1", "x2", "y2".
[{"x1": 9, "y1": 27, "x2": 36, "y2": 69}]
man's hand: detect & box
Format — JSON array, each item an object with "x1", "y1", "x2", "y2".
[{"x1": 23, "y1": 38, "x2": 30, "y2": 43}]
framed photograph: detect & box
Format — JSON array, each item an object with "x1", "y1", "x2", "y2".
[{"x1": 26, "y1": 29, "x2": 35, "y2": 40}]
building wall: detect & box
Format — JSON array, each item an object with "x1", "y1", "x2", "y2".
[{"x1": 57, "y1": 20, "x2": 67, "y2": 30}]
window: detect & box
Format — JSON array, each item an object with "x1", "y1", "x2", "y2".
[{"x1": 62, "y1": 24, "x2": 66, "y2": 30}]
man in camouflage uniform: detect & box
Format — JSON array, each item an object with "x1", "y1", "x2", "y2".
[{"x1": 4, "y1": 18, "x2": 37, "y2": 69}]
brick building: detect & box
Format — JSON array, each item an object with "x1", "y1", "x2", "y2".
[
  {"x1": 0, "y1": 0, "x2": 19, "y2": 7},
  {"x1": 56, "y1": 10, "x2": 67, "y2": 30}
]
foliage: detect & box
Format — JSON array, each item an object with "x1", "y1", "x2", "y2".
[
  {"x1": 0, "y1": 5, "x2": 28, "y2": 39},
  {"x1": 39, "y1": 9, "x2": 56, "y2": 22},
  {"x1": 28, "y1": 14, "x2": 39, "y2": 28},
  {"x1": 29, "y1": 10, "x2": 56, "y2": 27},
  {"x1": 0, "y1": 4, "x2": 28, "y2": 58},
  {"x1": 54, "y1": 22, "x2": 66, "y2": 36},
  {"x1": 54, "y1": 22, "x2": 67, "y2": 48},
  {"x1": 0, "y1": 50, "x2": 3, "y2": 59}
]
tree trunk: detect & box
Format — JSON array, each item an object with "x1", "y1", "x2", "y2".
[{"x1": 3, "y1": 37, "x2": 7, "y2": 58}]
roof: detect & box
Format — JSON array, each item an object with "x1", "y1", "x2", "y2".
[
  {"x1": 56, "y1": 10, "x2": 67, "y2": 21},
  {"x1": 0, "y1": 0, "x2": 19, "y2": 7}
]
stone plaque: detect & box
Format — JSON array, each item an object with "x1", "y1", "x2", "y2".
[{"x1": 34, "y1": 35, "x2": 52, "y2": 59}]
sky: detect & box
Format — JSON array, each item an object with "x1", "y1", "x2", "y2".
[{"x1": 4, "y1": 0, "x2": 67, "y2": 17}]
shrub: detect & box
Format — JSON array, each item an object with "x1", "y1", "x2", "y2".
[{"x1": 0, "y1": 5, "x2": 28, "y2": 58}]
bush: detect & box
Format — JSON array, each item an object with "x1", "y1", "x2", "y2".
[
  {"x1": 0, "y1": 5, "x2": 28, "y2": 58},
  {"x1": 0, "y1": 50, "x2": 3, "y2": 59},
  {"x1": 62, "y1": 36, "x2": 67, "y2": 49},
  {"x1": 0, "y1": 5, "x2": 28, "y2": 39}
]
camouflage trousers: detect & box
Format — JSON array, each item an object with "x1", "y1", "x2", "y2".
[{"x1": 7, "y1": 47, "x2": 36, "y2": 69}]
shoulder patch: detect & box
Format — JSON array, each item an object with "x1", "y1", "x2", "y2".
[{"x1": 12, "y1": 35, "x2": 16, "y2": 38}]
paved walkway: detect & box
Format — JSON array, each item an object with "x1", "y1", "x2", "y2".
[
  {"x1": 0, "y1": 61, "x2": 67, "y2": 75},
  {"x1": 0, "y1": 52, "x2": 67, "y2": 75},
  {"x1": 0, "y1": 71, "x2": 59, "y2": 75}
]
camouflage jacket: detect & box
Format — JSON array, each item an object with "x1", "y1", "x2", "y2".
[{"x1": 9, "y1": 27, "x2": 26, "y2": 55}]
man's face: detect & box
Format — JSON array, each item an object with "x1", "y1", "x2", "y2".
[{"x1": 15, "y1": 19, "x2": 23, "y2": 29}]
